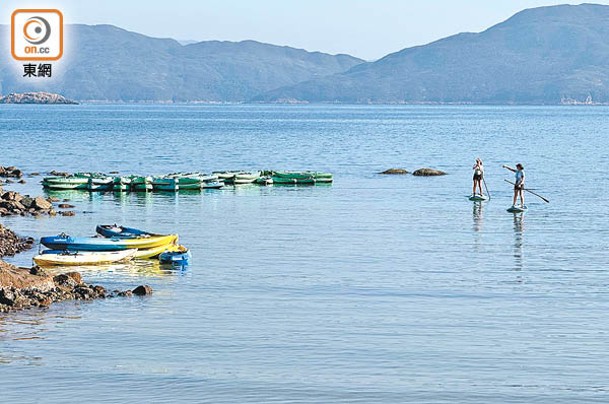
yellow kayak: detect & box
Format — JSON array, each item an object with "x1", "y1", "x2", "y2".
[
  {"x1": 134, "y1": 243, "x2": 181, "y2": 259},
  {"x1": 41, "y1": 234, "x2": 179, "y2": 251}
]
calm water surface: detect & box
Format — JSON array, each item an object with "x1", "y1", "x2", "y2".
[{"x1": 1, "y1": 105, "x2": 609, "y2": 403}]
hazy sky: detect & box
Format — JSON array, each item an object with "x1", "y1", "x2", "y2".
[{"x1": 4, "y1": 1, "x2": 609, "y2": 59}]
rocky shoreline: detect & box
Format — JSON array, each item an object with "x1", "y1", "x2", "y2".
[
  {"x1": 0, "y1": 233, "x2": 153, "y2": 313},
  {"x1": 0, "y1": 166, "x2": 76, "y2": 217},
  {"x1": 0, "y1": 224, "x2": 35, "y2": 257},
  {"x1": 0, "y1": 165, "x2": 152, "y2": 313},
  {"x1": 0, "y1": 261, "x2": 152, "y2": 313}
]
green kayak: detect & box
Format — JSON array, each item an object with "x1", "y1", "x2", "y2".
[
  {"x1": 152, "y1": 177, "x2": 179, "y2": 192},
  {"x1": 42, "y1": 174, "x2": 91, "y2": 190},
  {"x1": 112, "y1": 176, "x2": 132, "y2": 192},
  {"x1": 131, "y1": 176, "x2": 153, "y2": 192},
  {"x1": 271, "y1": 171, "x2": 333, "y2": 185}
]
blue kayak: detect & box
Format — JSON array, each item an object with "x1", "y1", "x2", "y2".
[
  {"x1": 96, "y1": 224, "x2": 157, "y2": 239},
  {"x1": 159, "y1": 246, "x2": 191, "y2": 265},
  {"x1": 41, "y1": 233, "x2": 178, "y2": 251}
]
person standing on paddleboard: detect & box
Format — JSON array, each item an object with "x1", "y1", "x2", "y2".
[
  {"x1": 503, "y1": 163, "x2": 525, "y2": 207},
  {"x1": 472, "y1": 158, "x2": 485, "y2": 197}
]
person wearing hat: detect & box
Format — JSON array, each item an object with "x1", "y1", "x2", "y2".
[
  {"x1": 502, "y1": 163, "x2": 525, "y2": 207},
  {"x1": 472, "y1": 158, "x2": 485, "y2": 197}
]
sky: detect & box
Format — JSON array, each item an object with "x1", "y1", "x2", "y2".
[{"x1": 3, "y1": 0, "x2": 609, "y2": 60}]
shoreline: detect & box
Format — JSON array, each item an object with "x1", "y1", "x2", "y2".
[
  {"x1": 0, "y1": 260, "x2": 152, "y2": 313},
  {"x1": 0, "y1": 170, "x2": 152, "y2": 313}
]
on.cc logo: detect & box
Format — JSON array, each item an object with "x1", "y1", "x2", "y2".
[
  {"x1": 11, "y1": 9, "x2": 63, "y2": 61},
  {"x1": 23, "y1": 16, "x2": 52, "y2": 45}
]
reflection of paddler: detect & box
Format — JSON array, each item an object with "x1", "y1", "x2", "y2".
[
  {"x1": 512, "y1": 212, "x2": 524, "y2": 272},
  {"x1": 472, "y1": 201, "x2": 483, "y2": 232}
]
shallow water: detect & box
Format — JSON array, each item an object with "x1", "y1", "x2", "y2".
[{"x1": 1, "y1": 105, "x2": 609, "y2": 403}]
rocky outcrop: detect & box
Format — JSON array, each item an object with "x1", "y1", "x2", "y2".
[
  {"x1": 0, "y1": 262, "x2": 54, "y2": 290},
  {"x1": 132, "y1": 285, "x2": 153, "y2": 296},
  {"x1": 412, "y1": 168, "x2": 447, "y2": 176},
  {"x1": 0, "y1": 92, "x2": 78, "y2": 105},
  {"x1": 32, "y1": 196, "x2": 52, "y2": 210},
  {"x1": 0, "y1": 261, "x2": 154, "y2": 313},
  {"x1": 0, "y1": 166, "x2": 23, "y2": 178},
  {"x1": 379, "y1": 168, "x2": 409, "y2": 175},
  {"x1": 0, "y1": 190, "x2": 58, "y2": 217},
  {"x1": 49, "y1": 170, "x2": 70, "y2": 177},
  {"x1": 0, "y1": 224, "x2": 35, "y2": 257}
]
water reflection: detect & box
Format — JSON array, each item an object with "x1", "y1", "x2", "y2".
[
  {"x1": 39, "y1": 260, "x2": 188, "y2": 278},
  {"x1": 472, "y1": 201, "x2": 484, "y2": 232},
  {"x1": 44, "y1": 189, "x2": 89, "y2": 201},
  {"x1": 0, "y1": 305, "x2": 84, "y2": 364},
  {"x1": 130, "y1": 191, "x2": 154, "y2": 208},
  {"x1": 512, "y1": 213, "x2": 525, "y2": 271}
]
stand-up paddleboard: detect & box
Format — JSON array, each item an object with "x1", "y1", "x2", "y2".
[
  {"x1": 507, "y1": 205, "x2": 528, "y2": 213},
  {"x1": 468, "y1": 194, "x2": 489, "y2": 202}
]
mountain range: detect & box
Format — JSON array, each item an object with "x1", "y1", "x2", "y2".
[
  {"x1": 256, "y1": 3, "x2": 609, "y2": 104},
  {"x1": 0, "y1": 24, "x2": 363, "y2": 102},
  {"x1": 2, "y1": 3, "x2": 609, "y2": 104}
]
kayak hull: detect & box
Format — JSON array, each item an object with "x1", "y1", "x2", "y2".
[
  {"x1": 33, "y1": 249, "x2": 137, "y2": 266},
  {"x1": 159, "y1": 246, "x2": 191, "y2": 264},
  {"x1": 88, "y1": 178, "x2": 113, "y2": 192},
  {"x1": 96, "y1": 225, "x2": 157, "y2": 239},
  {"x1": 131, "y1": 176, "x2": 153, "y2": 192},
  {"x1": 42, "y1": 176, "x2": 89, "y2": 190},
  {"x1": 134, "y1": 243, "x2": 180, "y2": 259},
  {"x1": 41, "y1": 234, "x2": 178, "y2": 251},
  {"x1": 152, "y1": 178, "x2": 179, "y2": 192}
]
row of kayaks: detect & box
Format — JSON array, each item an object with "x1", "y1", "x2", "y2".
[
  {"x1": 42, "y1": 171, "x2": 333, "y2": 192},
  {"x1": 34, "y1": 225, "x2": 191, "y2": 266},
  {"x1": 42, "y1": 173, "x2": 222, "y2": 192}
]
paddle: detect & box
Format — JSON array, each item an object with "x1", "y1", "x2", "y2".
[
  {"x1": 482, "y1": 177, "x2": 491, "y2": 200},
  {"x1": 504, "y1": 179, "x2": 549, "y2": 203}
]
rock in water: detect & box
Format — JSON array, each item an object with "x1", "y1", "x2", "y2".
[
  {"x1": 32, "y1": 196, "x2": 52, "y2": 210},
  {"x1": 379, "y1": 168, "x2": 409, "y2": 175},
  {"x1": 49, "y1": 170, "x2": 70, "y2": 177},
  {"x1": 132, "y1": 285, "x2": 153, "y2": 296},
  {"x1": 0, "y1": 225, "x2": 35, "y2": 257},
  {"x1": 0, "y1": 166, "x2": 23, "y2": 178},
  {"x1": 53, "y1": 274, "x2": 79, "y2": 289},
  {"x1": 65, "y1": 272, "x2": 82, "y2": 284},
  {"x1": 2, "y1": 191, "x2": 23, "y2": 202},
  {"x1": 412, "y1": 168, "x2": 447, "y2": 176}
]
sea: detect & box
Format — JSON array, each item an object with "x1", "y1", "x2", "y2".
[{"x1": 1, "y1": 105, "x2": 609, "y2": 403}]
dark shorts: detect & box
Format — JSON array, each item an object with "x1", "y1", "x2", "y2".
[
  {"x1": 514, "y1": 184, "x2": 524, "y2": 190},
  {"x1": 473, "y1": 174, "x2": 483, "y2": 181}
]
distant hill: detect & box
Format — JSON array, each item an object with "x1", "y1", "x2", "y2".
[
  {"x1": 0, "y1": 24, "x2": 363, "y2": 102},
  {"x1": 4, "y1": 4, "x2": 609, "y2": 104},
  {"x1": 0, "y1": 92, "x2": 77, "y2": 104},
  {"x1": 255, "y1": 4, "x2": 609, "y2": 104}
]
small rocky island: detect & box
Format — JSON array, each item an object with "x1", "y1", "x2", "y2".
[{"x1": 0, "y1": 92, "x2": 78, "y2": 105}]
